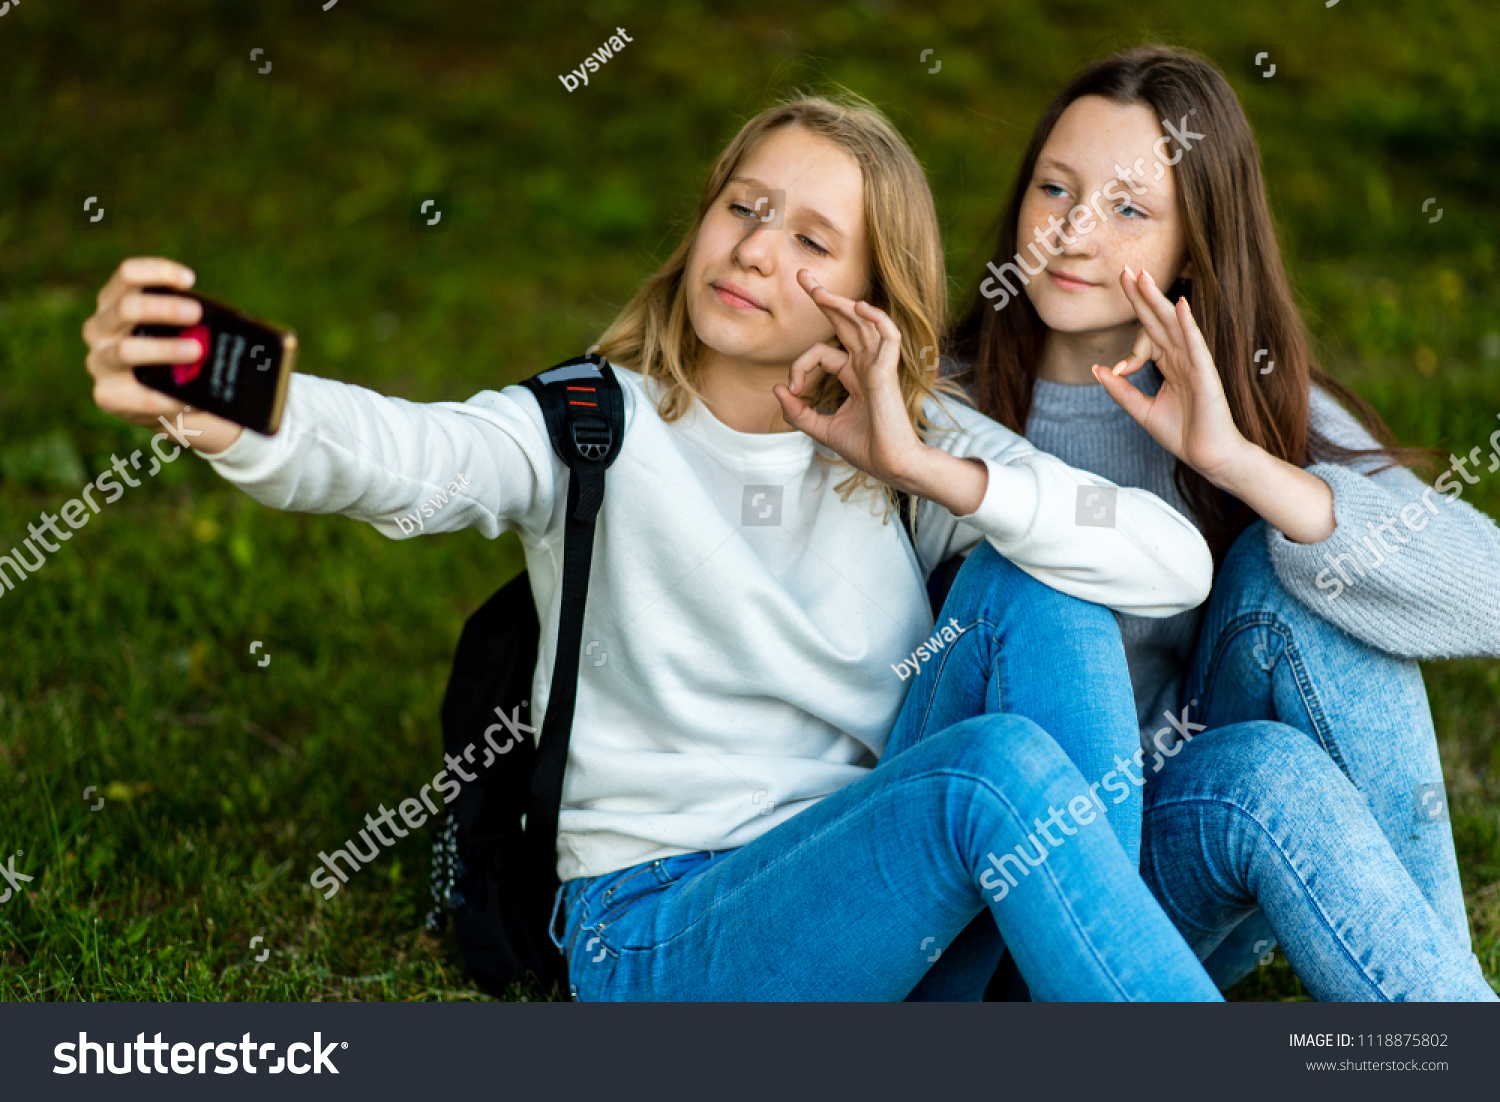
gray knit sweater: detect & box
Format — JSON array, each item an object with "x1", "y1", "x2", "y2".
[{"x1": 959, "y1": 361, "x2": 1500, "y2": 748}]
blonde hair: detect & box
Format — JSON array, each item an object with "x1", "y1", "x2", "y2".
[{"x1": 597, "y1": 89, "x2": 961, "y2": 511}]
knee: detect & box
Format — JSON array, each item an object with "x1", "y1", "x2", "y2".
[
  {"x1": 916, "y1": 713, "x2": 1069, "y2": 799},
  {"x1": 950, "y1": 541, "x2": 1115, "y2": 628},
  {"x1": 1177, "y1": 720, "x2": 1345, "y2": 799},
  {"x1": 1213, "y1": 521, "x2": 1279, "y2": 607},
  {"x1": 1213, "y1": 523, "x2": 1413, "y2": 671}
]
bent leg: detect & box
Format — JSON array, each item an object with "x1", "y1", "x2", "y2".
[
  {"x1": 1177, "y1": 520, "x2": 1471, "y2": 987},
  {"x1": 887, "y1": 541, "x2": 1145, "y2": 999},
  {"x1": 888, "y1": 540, "x2": 1144, "y2": 860},
  {"x1": 561, "y1": 713, "x2": 1220, "y2": 1002},
  {"x1": 1142, "y1": 721, "x2": 1494, "y2": 1002}
]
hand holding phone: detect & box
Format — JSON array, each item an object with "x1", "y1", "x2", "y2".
[
  {"x1": 83, "y1": 259, "x2": 289, "y2": 452},
  {"x1": 129, "y1": 287, "x2": 297, "y2": 436}
]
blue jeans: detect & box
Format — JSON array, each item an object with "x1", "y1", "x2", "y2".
[
  {"x1": 1141, "y1": 521, "x2": 1492, "y2": 1000},
  {"x1": 547, "y1": 543, "x2": 1220, "y2": 1001}
]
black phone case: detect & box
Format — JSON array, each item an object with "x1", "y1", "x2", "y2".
[{"x1": 131, "y1": 286, "x2": 296, "y2": 436}]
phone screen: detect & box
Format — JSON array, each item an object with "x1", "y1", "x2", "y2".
[{"x1": 131, "y1": 287, "x2": 297, "y2": 435}]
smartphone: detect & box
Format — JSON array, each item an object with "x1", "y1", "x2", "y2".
[{"x1": 131, "y1": 286, "x2": 297, "y2": 436}]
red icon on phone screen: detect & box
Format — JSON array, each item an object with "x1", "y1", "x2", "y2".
[{"x1": 172, "y1": 324, "x2": 210, "y2": 386}]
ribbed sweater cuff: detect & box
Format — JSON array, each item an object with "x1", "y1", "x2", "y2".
[
  {"x1": 953, "y1": 455, "x2": 1039, "y2": 548},
  {"x1": 200, "y1": 374, "x2": 304, "y2": 482}
]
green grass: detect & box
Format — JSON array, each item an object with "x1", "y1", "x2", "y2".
[{"x1": 1, "y1": 0, "x2": 1497, "y2": 1002}]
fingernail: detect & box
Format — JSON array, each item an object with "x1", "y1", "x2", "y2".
[
  {"x1": 1112, "y1": 360, "x2": 1127, "y2": 376},
  {"x1": 183, "y1": 269, "x2": 196, "y2": 286}
]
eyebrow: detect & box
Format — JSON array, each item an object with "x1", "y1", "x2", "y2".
[{"x1": 728, "y1": 175, "x2": 848, "y2": 241}]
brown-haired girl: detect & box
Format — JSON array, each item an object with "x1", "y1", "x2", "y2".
[{"x1": 951, "y1": 45, "x2": 1499, "y2": 999}]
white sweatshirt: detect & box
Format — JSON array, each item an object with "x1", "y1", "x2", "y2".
[{"x1": 202, "y1": 365, "x2": 1212, "y2": 881}]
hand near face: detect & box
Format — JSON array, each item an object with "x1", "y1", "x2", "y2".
[
  {"x1": 772, "y1": 269, "x2": 925, "y2": 488},
  {"x1": 1091, "y1": 266, "x2": 1248, "y2": 481}
]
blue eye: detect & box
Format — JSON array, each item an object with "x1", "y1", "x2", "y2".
[
  {"x1": 1040, "y1": 184, "x2": 1068, "y2": 199},
  {"x1": 1114, "y1": 202, "x2": 1146, "y2": 219}
]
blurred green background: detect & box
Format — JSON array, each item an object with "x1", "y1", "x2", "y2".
[{"x1": 1, "y1": 0, "x2": 1496, "y2": 1001}]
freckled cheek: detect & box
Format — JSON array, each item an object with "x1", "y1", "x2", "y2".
[
  {"x1": 1016, "y1": 202, "x2": 1049, "y2": 244},
  {"x1": 1086, "y1": 227, "x2": 1150, "y2": 281}
]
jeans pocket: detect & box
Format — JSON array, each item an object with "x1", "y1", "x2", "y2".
[{"x1": 597, "y1": 859, "x2": 674, "y2": 928}]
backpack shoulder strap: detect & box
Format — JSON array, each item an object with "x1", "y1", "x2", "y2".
[
  {"x1": 896, "y1": 490, "x2": 916, "y2": 546},
  {"x1": 519, "y1": 353, "x2": 626, "y2": 870}
]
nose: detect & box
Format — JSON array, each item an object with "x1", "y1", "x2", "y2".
[
  {"x1": 732, "y1": 219, "x2": 777, "y2": 275},
  {"x1": 1058, "y1": 209, "x2": 1099, "y2": 259}
]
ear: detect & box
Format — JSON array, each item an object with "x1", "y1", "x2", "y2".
[{"x1": 1177, "y1": 257, "x2": 1196, "y2": 282}]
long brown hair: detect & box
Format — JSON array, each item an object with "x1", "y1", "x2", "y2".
[
  {"x1": 949, "y1": 45, "x2": 1435, "y2": 561},
  {"x1": 599, "y1": 90, "x2": 957, "y2": 510}
]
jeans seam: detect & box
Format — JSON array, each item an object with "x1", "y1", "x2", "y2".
[
  {"x1": 1143, "y1": 794, "x2": 1392, "y2": 1001},
  {"x1": 574, "y1": 858, "x2": 700, "y2": 968},
  {"x1": 600, "y1": 862, "x2": 660, "y2": 911},
  {"x1": 907, "y1": 614, "x2": 1002, "y2": 743},
  {"x1": 1198, "y1": 612, "x2": 1352, "y2": 780},
  {"x1": 607, "y1": 765, "x2": 1137, "y2": 1001}
]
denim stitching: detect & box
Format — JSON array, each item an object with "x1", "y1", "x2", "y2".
[
  {"x1": 1198, "y1": 612, "x2": 1350, "y2": 780},
  {"x1": 1143, "y1": 794, "x2": 1392, "y2": 1001},
  {"x1": 607, "y1": 766, "x2": 1141, "y2": 1001},
  {"x1": 572, "y1": 857, "x2": 707, "y2": 969},
  {"x1": 907, "y1": 614, "x2": 1001, "y2": 745}
]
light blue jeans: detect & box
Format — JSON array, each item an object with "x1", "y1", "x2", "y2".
[
  {"x1": 547, "y1": 543, "x2": 1221, "y2": 1001},
  {"x1": 1140, "y1": 521, "x2": 1493, "y2": 1000}
]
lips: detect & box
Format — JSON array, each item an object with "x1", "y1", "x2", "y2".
[
  {"x1": 1047, "y1": 269, "x2": 1096, "y2": 290},
  {"x1": 712, "y1": 280, "x2": 767, "y2": 311}
]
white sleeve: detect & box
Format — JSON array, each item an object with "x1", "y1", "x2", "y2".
[
  {"x1": 915, "y1": 395, "x2": 1213, "y2": 617},
  {"x1": 197, "y1": 372, "x2": 564, "y2": 541}
]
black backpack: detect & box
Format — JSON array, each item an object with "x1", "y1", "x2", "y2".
[
  {"x1": 423, "y1": 352, "x2": 926, "y2": 997},
  {"x1": 424, "y1": 352, "x2": 626, "y2": 997}
]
